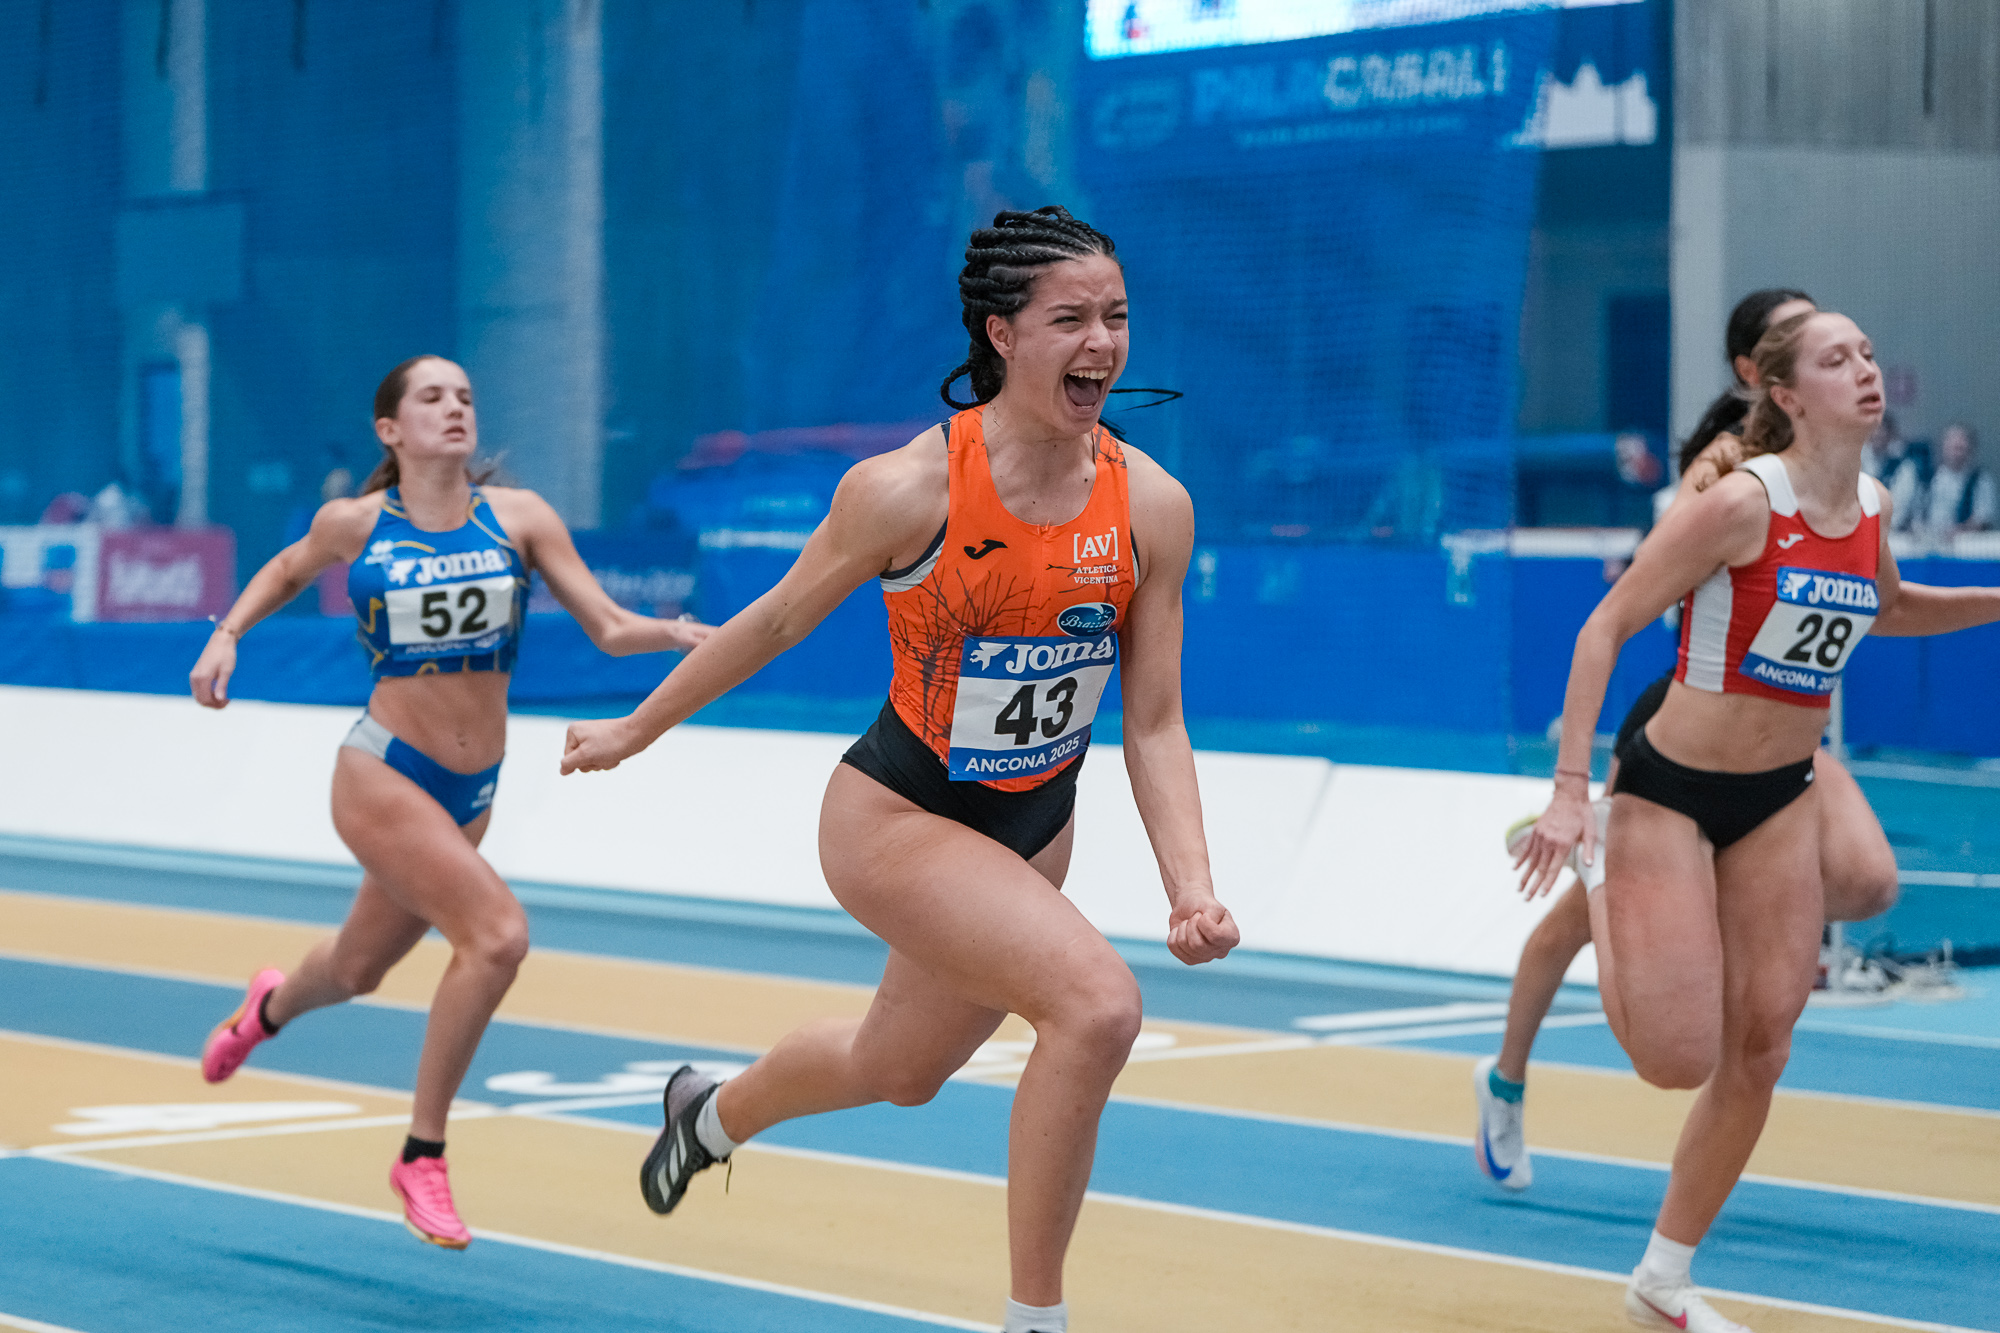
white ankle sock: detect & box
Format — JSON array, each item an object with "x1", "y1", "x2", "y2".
[
  {"x1": 1003, "y1": 1298, "x2": 1067, "y2": 1333},
  {"x1": 694, "y1": 1084, "x2": 738, "y2": 1158},
  {"x1": 1635, "y1": 1229, "x2": 1697, "y2": 1288}
]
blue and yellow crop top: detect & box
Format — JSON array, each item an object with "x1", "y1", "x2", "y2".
[{"x1": 347, "y1": 487, "x2": 528, "y2": 678}]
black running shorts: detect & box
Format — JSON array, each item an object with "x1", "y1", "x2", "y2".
[{"x1": 840, "y1": 700, "x2": 1082, "y2": 860}]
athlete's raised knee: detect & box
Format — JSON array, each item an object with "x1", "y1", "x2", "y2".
[
  {"x1": 1627, "y1": 1030, "x2": 1718, "y2": 1090},
  {"x1": 331, "y1": 957, "x2": 391, "y2": 998},
  {"x1": 870, "y1": 1062, "x2": 955, "y2": 1108},
  {"x1": 1828, "y1": 867, "x2": 1898, "y2": 922},
  {"x1": 462, "y1": 916, "x2": 530, "y2": 976},
  {"x1": 1721, "y1": 1017, "x2": 1794, "y2": 1091},
  {"x1": 1041, "y1": 966, "x2": 1143, "y2": 1062}
]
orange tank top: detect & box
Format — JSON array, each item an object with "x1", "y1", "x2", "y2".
[{"x1": 882, "y1": 407, "x2": 1137, "y2": 791}]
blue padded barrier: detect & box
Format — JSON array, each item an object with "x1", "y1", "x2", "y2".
[{"x1": 5, "y1": 553, "x2": 1994, "y2": 761}]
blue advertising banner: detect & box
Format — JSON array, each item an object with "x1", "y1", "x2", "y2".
[{"x1": 1078, "y1": 7, "x2": 1562, "y2": 543}]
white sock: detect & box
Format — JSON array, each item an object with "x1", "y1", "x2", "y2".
[
  {"x1": 694, "y1": 1084, "x2": 738, "y2": 1158},
  {"x1": 1003, "y1": 1298, "x2": 1067, "y2": 1333},
  {"x1": 1635, "y1": 1229, "x2": 1697, "y2": 1288}
]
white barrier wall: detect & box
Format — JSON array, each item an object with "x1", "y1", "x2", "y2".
[{"x1": 0, "y1": 686, "x2": 1586, "y2": 982}]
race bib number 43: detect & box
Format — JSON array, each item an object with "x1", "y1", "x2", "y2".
[
  {"x1": 948, "y1": 634, "x2": 1117, "y2": 781},
  {"x1": 385, "y1": 575, "x2": 516, "y2": 653},
  {"x1": 1739, "y1": 566, "x2": 1877, "y2": 696}
]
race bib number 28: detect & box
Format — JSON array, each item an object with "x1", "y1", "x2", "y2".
[
  {"x1": 1739, "y1": 566, "x2": 1877, "y2": 696},
  {"x1": 948, "y1": 634, "x2": 1117, "y2": 781}
]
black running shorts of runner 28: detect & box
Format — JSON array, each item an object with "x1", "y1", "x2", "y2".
[
  {"x1": 1612, "y1": 727, "x2": 1815, "y2": 850},
  {"x1": 840, "y1": 700, "x2": 1082, "y2": 860}
]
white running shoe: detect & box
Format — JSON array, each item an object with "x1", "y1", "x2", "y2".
[
  {"x1": 1504, "y1": 799, "x2": 1611, "y2": 891},
  {"x1": 1626, "y1": 1275, "x2": 1753, "y2": 1332},
  {"x1": 1472, "y1": 1055, "x2": 1532, "y2": 1191}
]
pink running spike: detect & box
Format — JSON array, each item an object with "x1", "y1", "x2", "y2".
[
  {"x1": 390, "y1": 1155, "x2": 472, "y2": 1249},
  {"x1": 201, "y1": 968, "x2": 286, "y2": 1084}
]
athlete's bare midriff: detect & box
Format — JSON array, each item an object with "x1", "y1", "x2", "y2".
[
  {"x1": 369, "y1": 671, "x2": 510, "y2": 773},
  {"x1": 1645, "y1": 678, "x2": 1827, "y2": 773}
]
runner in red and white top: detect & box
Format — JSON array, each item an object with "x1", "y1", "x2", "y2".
[
  {"x1": 1676, "y1": 450, "x2": 1880, "y2": 703},
  {"x1": 1513, "y1": 310, "x2": 2000, "y2": 1333}
]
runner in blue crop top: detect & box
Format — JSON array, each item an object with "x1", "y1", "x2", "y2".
[{"x1": 187, "y1": 355, "x2": 710, "y2": 1249}]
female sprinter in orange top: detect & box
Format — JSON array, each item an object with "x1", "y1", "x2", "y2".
[
  {"x1": 561, "y1": 206, "x2": 1239, "y2": 1333},
  {"x1": 1515, "y1": 311, "x2": 2000, "y2": 1332},
  {"x1": 188, "y1": 355, "x2": 709, "y2": 1248}
]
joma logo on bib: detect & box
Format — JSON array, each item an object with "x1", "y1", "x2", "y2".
[
  {"x1": 1777, "y1": 569, "x2": 1878, "y2": 611},
  {"x1": 387, "y1": 548, "x2": 510, "y2": 587},
  {"x1": 968, "y1": 637, "x2": 1116, "y2": 675}
]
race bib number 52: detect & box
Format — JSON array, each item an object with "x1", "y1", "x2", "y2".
[
  {"x1": 385, "y1": 574, "x2": 517, "y2": 653},
  {"x1": 947, "y1": 634, "x2": 1117, "y2": 781},
  {"x1": 1739, "y1": 566, "x2": 1877, "y2": 696}
]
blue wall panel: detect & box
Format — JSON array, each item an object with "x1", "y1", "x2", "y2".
[{"x1": 5, "y1": 556, "x2": 1994, "y2": 762}]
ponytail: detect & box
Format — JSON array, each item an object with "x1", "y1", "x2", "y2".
[{"x1": 1738, "y1": 311, "x2": 1817, "y2": 458}]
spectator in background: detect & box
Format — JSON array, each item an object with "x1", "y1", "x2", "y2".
[
  {"x1": 1861, "y1": 412, "x2": 1909, "y2": 480},
  {"x1": 87, "y1": 480, "x2": 146, "y2": 529},
  {"x1": 1912, "y1": 422, "x2": 1996, "y2": 539},
  {"x1": 39, "y1": 492, "x2": 90, "y2": 525}
]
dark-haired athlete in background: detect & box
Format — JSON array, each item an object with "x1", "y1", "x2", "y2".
[{"x1": 562, "y1": 207, "x2": 1237, "y2": 1333}]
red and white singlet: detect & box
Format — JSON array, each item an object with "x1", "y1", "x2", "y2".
[{"x1": 1676, "y1": 453, "x2": 1881, "y2": 708}]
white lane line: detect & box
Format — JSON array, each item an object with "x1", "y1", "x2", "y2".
[
  {"x1": 0, "y1": 1313, "x2": 94, "y2": 1333},
  {"x1": 1523, "y1": 1056, "x2": 2000, "y2": 1123},
  {"x1": 0, "y1": 1027, "x2": 447, "y2": 1106},
  {"x1": 1793, "y1": 1021, "x2": 2000, "y2": 1052},
  {"x1": 20, "y1": 1090, "x2": 675, "y2": 1159},
  {"x1": 1101, "y1": 1092, "x2": 2000, "y2": 1217},
  {"x1": 1293, "y1": 1001, "x2": 1511, "y2": 1031},
  {"x1": 22, "y1": 1153, "x2": 999, "y2": 1332},
  {"x1": 561, "y1": 1132, "x2": 1984, "y2": 1333},
  {"x1": 961, "y1": 1016, "x2": 1614, "y2": 1079},
  {"x1": 955, "y1": 1034, "x2": 1314, "y2": 1081},
  {"x1": 0, "y1": 948, "x2": 766, "y2": 1059},
  {"x1": 20, "y1": 1113, "x2": 420, "y2": 1158},
  {"x1": 17, "y1": 1099, "x2": 1992, "y2": 1328}
]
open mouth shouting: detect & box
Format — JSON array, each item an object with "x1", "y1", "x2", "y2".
[{"x1": 1064, "y1": 367, "x2": 1109, "y2": 411}]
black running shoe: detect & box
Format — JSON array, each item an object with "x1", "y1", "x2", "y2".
[{"x1": 640, "y1": 1065, "x2": 725, "y2": 1215}]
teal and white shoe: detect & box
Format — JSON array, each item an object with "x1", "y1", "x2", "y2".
[{"x1": 1473, "y1": 1055, "x2": 1532, "y2": 1191}]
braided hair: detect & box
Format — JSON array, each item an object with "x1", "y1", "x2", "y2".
[
  {"x1": 1677, "y1": 287, "x2": 1814, "y2": 475},
  {"x1": 941, "y1": 206, "x2": 1119, "y2": 410}
]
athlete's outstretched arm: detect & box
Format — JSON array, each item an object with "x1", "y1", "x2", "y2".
[
  {"x1": 1870, "y1": 492, "x2": 2000, "y2": 634},
  {"x1": 1877, "y1": 581, "x2": 2000, "y2": 635},
  {"x1": 1515, "y1": 473, "x2": 1770, "y2": 895},
  {"x1": 1119, "y1": 448, "x2": 1238, "y2": 966},
  {"x1": 188, "y1": 499, "x2": 375, "y2": 708},
  {"x1": 561, "y1": 437, "x2": 944, "y2": 773},
  {"x1": 494, "y1": 489, "x2": 711, "y2": 656}
]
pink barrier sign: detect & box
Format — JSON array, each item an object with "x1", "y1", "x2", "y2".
[{"x1": 97, "y1": 528, "x2": 237, "y2": 622}]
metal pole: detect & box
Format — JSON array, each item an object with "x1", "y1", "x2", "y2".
[{"x1": 1825, "y1": 679, "x2": 1849, "y2": 993}]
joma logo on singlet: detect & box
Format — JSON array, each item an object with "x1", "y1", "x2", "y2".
[
  {"x1": 1777, "y1": 569, "x2": 1878, "y2": 611},
  {"x1": 388, "y1": 549, "x2": 510, "y2": 587},
  {"x1": 1074, "y1": 527, "x2": 1118, "y2": 563}
]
